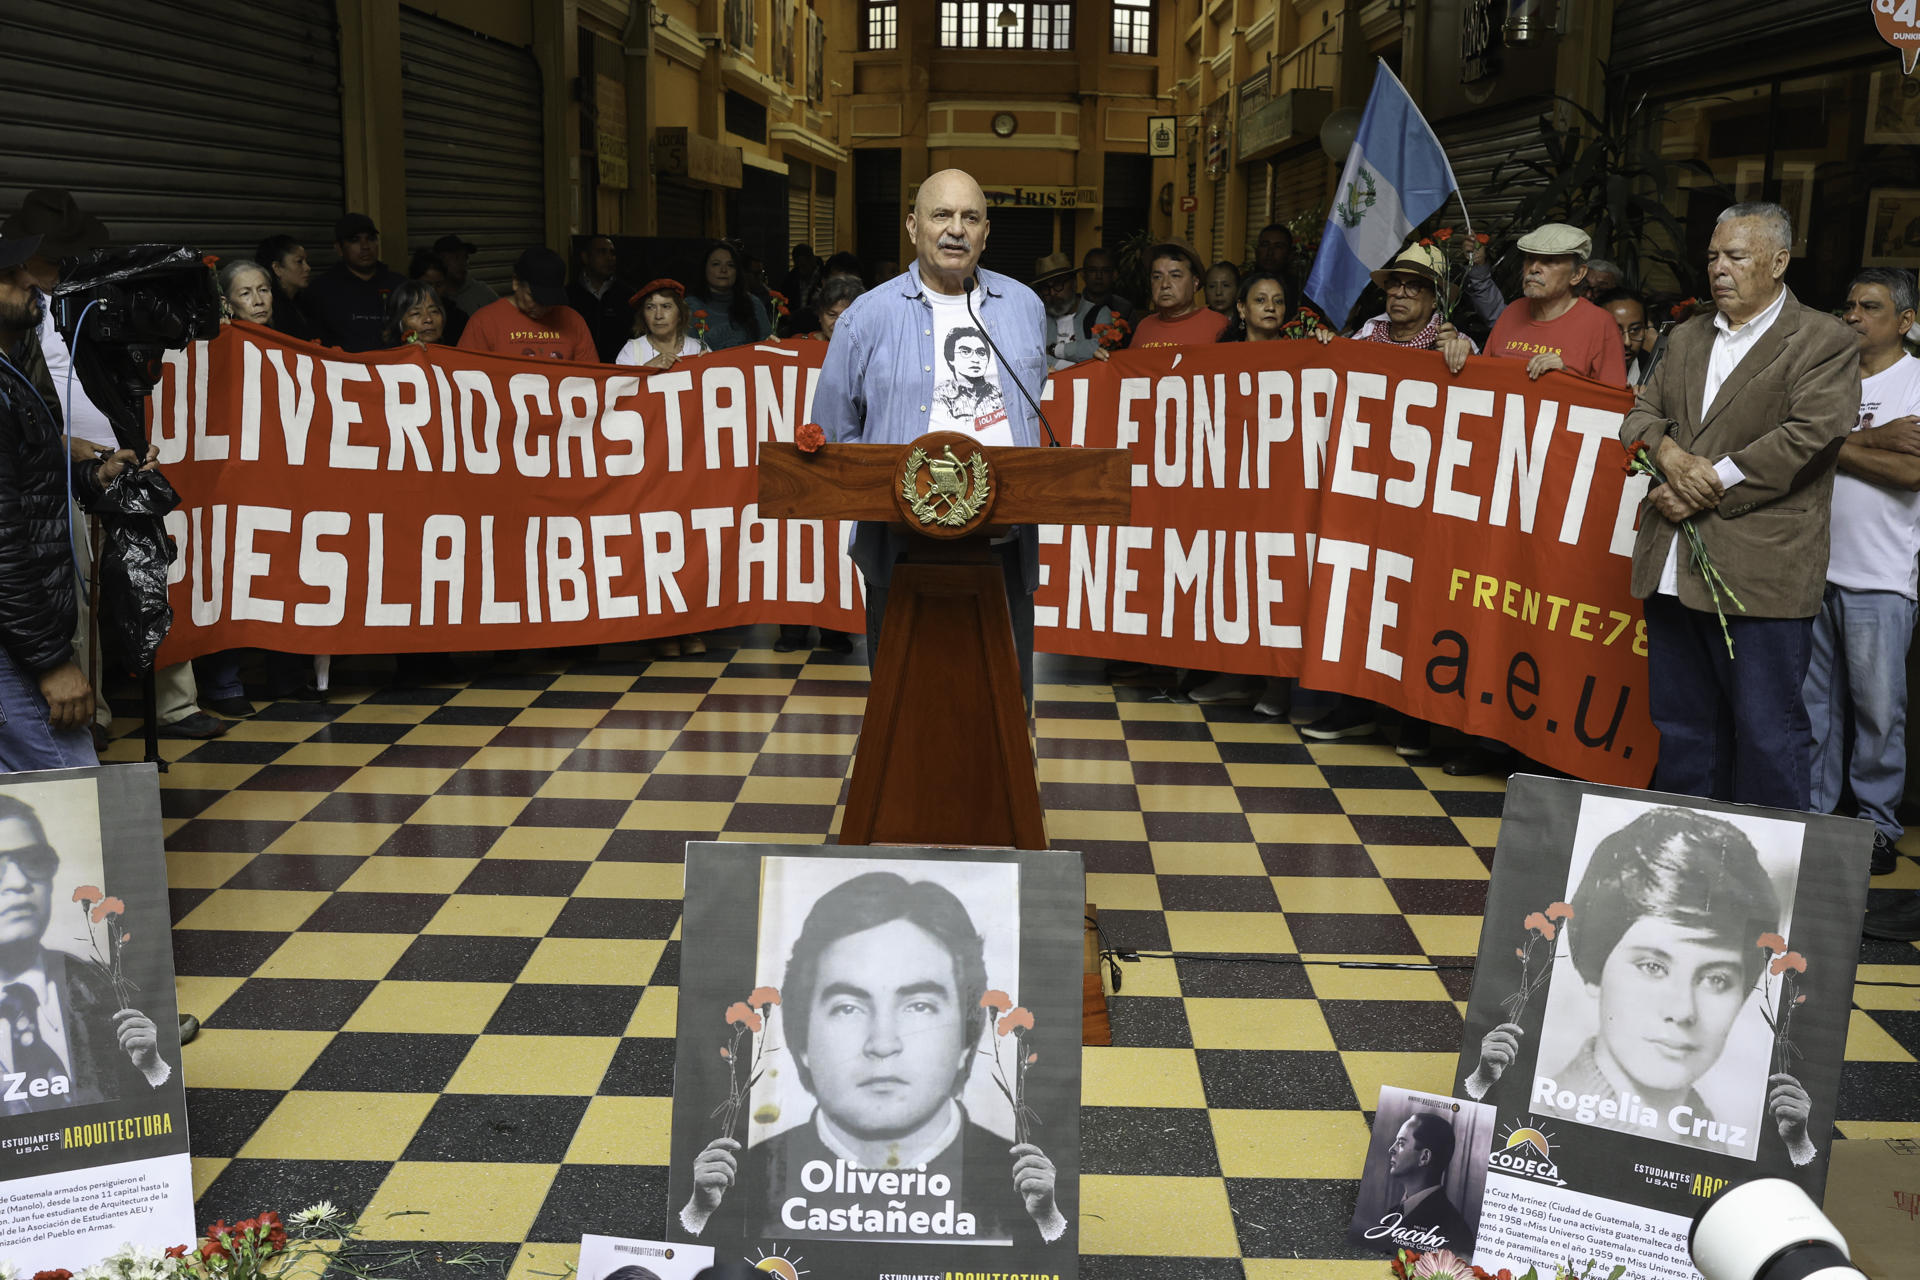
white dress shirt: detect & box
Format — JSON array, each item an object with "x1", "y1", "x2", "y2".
[
  {"x1": 34, "y1": 291, "x2": 117, "y2": 448},
  {"x1": 1655, "y1": 286, "x2": 1787, "y2": 596}
]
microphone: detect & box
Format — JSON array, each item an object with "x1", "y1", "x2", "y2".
[{"x1": 963, "y1": 274, "x2": 1061, "y2": 447}]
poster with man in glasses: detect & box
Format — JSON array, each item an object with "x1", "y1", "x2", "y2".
[{"x1": 0, "y1": 766, "x2": 193, "y2": 1268}]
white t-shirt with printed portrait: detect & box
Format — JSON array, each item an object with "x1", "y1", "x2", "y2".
[
  {"x1": 1829, "y1": 354, "x2": 1920, "y2": 599},
  {"x1": 925, "y1": 288, "x2": 1013, "y2": 445}
]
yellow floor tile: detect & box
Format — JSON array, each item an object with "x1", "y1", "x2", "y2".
[
  {"x1": 1417, "y1": 766, "x2": 1509, "y2": 792},
  {"x1": 1853, "y1": 968, "x2": 1920, "y2": 1010},
  {"x1": 734, "y1": 774, "x2": 844, "y2": 806},
  {"x1": 483, "y1": 827, "x2": 607, "y2": 860},
  {"x1": 1366, "y1": 846, "x2": 1490, "y2": 880},
  {"x1": 573, "y1": 861, "x2": 685, "y2": 899},
  {"x1": 620, "y1": 799, "x2": 736, "y2": 830},
  {"x1": 1342, "y1": 1050, "x2": 1460, "y2": 1105},
  {"x1": 650, "y1": 750, "x2": 756, "y2": 775},
  {"x1": 1037, "y1": 717, "x2": 1124, "y2": 740},
  {"x1": 1037, "y1": 756, "x2": 1136, "y2": 785},
  {"x1": 266, "y1": 821, "x2": 400, "y2": 857},
  {"x1": 1115, "y1": 701, "x2": 1206, "y2": 722},
  {"x1": 1406, "y1": 914, "x2": 1483, "y2": 956},
  {"x1": 194, "y1": 789, "x2": 325, "y2": 822},
  {"x1": 1846, "y1": 1009, "x2": 1916, "y2": 1062},
  {"x1": 445, "y1": 687, "x2": 540, "y2": 707},
  {"x1": 1046, "y1": 809, "x2": 1150, "y2": 842},
  {"x1": 339, "y1": 765, "x2": 457, "y2": 795},
  {"x1": 1835, "y1": 1120, "x2": 1920, "y2": 1139},
  {"x1": 463, "y1": 746, "x2": 574, "y2": 771},
  {"x1": 410, "y1": 794, "x2": 532, "y2": 826},
  {"x1": 1136, "y1": 784, "x2": 1245, "y2": 813},
  {"x1": 1453, "y1": 816, "x2": 1503, "y2": 846},
  {"x1": 1211, "y1": 1108, "x2": 1373, "y2": 1178},
  {"x1": 359, "y1": 1162, "x2": 558, "y2": 1242},
  {"x1": 1085, "y1": 872, "x2": 1162, "y2": 910},
  {"x1": 534, "y1": 771, "x2": 647, "y2": 801},
  {"x1": 334, "y1": 703, "x2": 435, "y2": 724},
  {"x1": 761, "y1": 730, "x2": 859, "y2": 754},
  {"x1": 1243, "y1": 1262, "x2": 1386, "y2": 1280},
  {"x1": 274, "y1": 742, "x2": 387, "y2": 767},
  {"x1": 340, "y1": 855, "x2": 479, "y2": 895},
  {"x1": 547, "y1": 673, "x2": 637, "y2": 692},
  {"x1": 1164, "y1": 911, "x2": 1295, "y2": 954},
  {"x1": 174, "y1": 975, "x2": 246, "y2": 1022},
  {"x1": 240, "y1": 1091, "x2": 439, "y2": 1161},
  {"x1": 423, "y1": 894, "x2": 568, "y2": 937},
  {"x1": 398, "y1": 724, "x2": 502, "y2": 747},
  {"x1": 176, "y1": 888, "x2": 330, "y2": 932},
  {"x1": 218, "y1": 718, "x2": 323, "y2": 742},
  {"x1": 256, "y1": 932, "x2": 413, "y2": 981},
  {"x1": 157, "y1": 762, "x2": 262, "y2": 791},
  {"x1": 509, "y1": 708, "x2": 608, "y2": 729},
  {"x1": 719, "y1": 830, "x2": 827, "y2": 845},
  {"x1": 1208, "y1": 720, "x2": 1302, "y2": 743},
  {"x1": 445, "y1": 1035, "x2": 620, "y2": 1095},
  {"x1": 611, "y1": 691, "x2": 706, "y2": 712},
  {"x1": 682, "y1": 708, "x2": 782, "y2": 732},
  {"x1": 519, "y1": 937, "x2": 665, "y2": 985},
  {"x1": 182, "y1": 1029, "x2": 333, "y2": 1089},
  {"x1": 1333, "y1": 787, "x2": 1446, "y2": 817},
  {"x1": 191, "y1": 1157, "x2": 230, "y2": 1199},
  {"x1": 1123, "y1": 739, "x2": 1222, "y2": 762},
  {"x1": 1224, "y1": 762, "x2": 1326, "y2": 788},
  {"x1": 346, "y1": 981, "x2": 512, "y2": 1034},
  {"x1": 1304, "y1": 958, "x2": 1454, "y2": 1002},
  {"x1": 1079, "y1": 1175, "x2": 1239, "y2": 1256},
  {"x1": 1080, "y1": 1047, "x2": 1207, "y2": 1108},
  {"x1": 1106, "y1": 958, "x2": 1182, "y2": 996},
  {"x1": 563, "y1": 1095, "x2": 674, "y2": 1163},
  {"x1": 166, "y1": 850, "x2": 254, "y2": 889},
  {"x1": 1186, "y1": 997, "x2": 1335, "y2": 1051},
  {"x1": 1245, "y1": 812, "x2": 1359, "y2": 844},
  {"x1": 1150, "y1": 842, "x2": 1269, "y2": 876},
  {"x1": 1271, "y1": 876, "x2": 1401, "y2": 914},
  {"x1": 1036, "y1": 683, "x2": 1115, "y2": 703},
  {"x1": 1306, "y1": 743, "x2": 1405, "y2": 766},
  {"x1": 624, "y1": 985, "x2": 678, "y2": 1037}
]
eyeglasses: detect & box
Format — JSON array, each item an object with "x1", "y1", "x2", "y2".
[
  {"x1": 1383, "y1": 277, "x2": 1433, "y2": 296},
  {"x1": 0, "y1": 843, "x2": 57, "y2": 883},
  {"x1": 1623, "y1": 323, "x2": 1648, "y2": 336}
]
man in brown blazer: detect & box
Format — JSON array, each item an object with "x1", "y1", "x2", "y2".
[{"x1": 1621, "y1": 202, "x2": 1860, "y2": 807}]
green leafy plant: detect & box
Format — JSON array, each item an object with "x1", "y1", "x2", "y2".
[{"x1": 1489, "y1": 64, "x2": 1722, "y2": 294}]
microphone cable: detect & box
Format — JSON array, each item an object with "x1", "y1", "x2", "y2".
[{"x1": 962, "y1": 273, "x2": 1061, "y2": 447}]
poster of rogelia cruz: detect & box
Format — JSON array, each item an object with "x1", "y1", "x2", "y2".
[
  {"x1": 667, "y1": 842, "x2": 1084, "y2": 1280},
  {"x1": 1451, "y1": 775, "x2": 1873, "y2": 1280},
  {"x1": 0, "y1": 766, "x2": 195, "y2": 1269}
]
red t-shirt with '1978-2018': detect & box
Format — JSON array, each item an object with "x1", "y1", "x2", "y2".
[{"x1": 1485, "y1": 296, "x2": 1629, "y2": 387}]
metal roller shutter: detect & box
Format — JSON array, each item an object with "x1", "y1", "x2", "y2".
[
  {"x1": 0, "y1": 0, "x2": 344, "y2": 262},
  {"x1": 1439, "y1": 107, "x2": 1552, "y2": 236},
  {"x1": 813, "y1": 169, "x2": 836, "y2": 255},
  {"x1": 1209, "y1": 173, "x2": 1228, "y2": 264},
  {"x1": 1612, "y1": 0, "x2": 1859, "y2": 78},
  {"x1": 978, "y1": 209, "x2": 1053, "y2": 281},
  {"x1": 1271, "y1": 149, "x2": 1325, "y2": 226},
  {"x1": 401, "y1": 9, "x2": 546, "y2": 291},
  {"x1": 658, "y1": 181, "x2": 707, "y2": 238},
  {"x1": 1243, "y1": 161, "x2": 1271, "y2": 264},
  {"x1": 787, "y1": 160, "x2": 813, "y2": 258}
]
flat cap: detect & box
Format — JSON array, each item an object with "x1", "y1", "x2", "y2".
[{"x1": 1515, "y1": 222, "x2": 1592, "y2": 261}]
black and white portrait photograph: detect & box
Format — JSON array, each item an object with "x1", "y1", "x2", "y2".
[
  {"x1": 1348, "y1": 1087, "x2": 1495, "y2": 1258},
  {"x1": 669, "y1": 842, "x2": 1083, "y2": 1279},
  {"x1": 576, "y1": 1233, "x2": 712, "y2": 1280},
  {"x1": 0, "y1": 773, "x2": 177, "y2": 1116}
]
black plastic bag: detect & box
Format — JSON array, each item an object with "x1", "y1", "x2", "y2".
[{"x1": 91, "y1": 467, "x2": 179, "y2": 675}]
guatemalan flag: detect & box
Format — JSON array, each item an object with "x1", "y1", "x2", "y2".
[{"x1": 1303, "y1": 60, "x2": 1460, "y2": 327}]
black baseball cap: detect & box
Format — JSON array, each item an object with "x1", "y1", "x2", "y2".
[
  {"x1": 334, "y1": 212, "x2": 378, "y2": 242},
  {"x1": 0, "y1": 234, "x2": 44, "y2": 272},
  {"x1": 514, "y1": 247, "x2": 568, "y2": 306},
  {"x1": 433, "y1": 234, "x2": 478, "y2": 255}
]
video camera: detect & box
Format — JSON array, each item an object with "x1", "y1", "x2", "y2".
[{"x1": 48, "y1": 244, "x2": 224, "y2": 419}]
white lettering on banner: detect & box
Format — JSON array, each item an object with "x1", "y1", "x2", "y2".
[
  {"x1": 591, "y1": 514, "x2": 641, "y2": 619},
  {"x1": 690, "y1": 506, "x2": 735, "y2": 608},
  {"x1": 324, "y1": 361, "x2": 377, "y2": 470},
  {"x1": 636, "y1": 512, "x2": 686, "y2": 615},
  {"x1": 231, "y1": 505, "x2": 291, "y2": 623},
  {"x1": 754, "y1": 364, "x2": 797, "y2": 442},
  {"x1": 478, "y1": 514, "x2": 523, "y2": 625},
  {"x1": 420, "y1": 514, "x2": 465, "y2": 625},
  {"x1": 190, "y1": 505, "x2": 226, "y2": 626},
  {"x1": 546, "y1": 517, "x2": 589, "y2": 623},
  {"x1": 1113, "y1": 526, "x2": 1152, "y2": 635},
  {"x1": 1299, "y1": 366, "x2": 1337, "y2": 488},
  {"x1": 1315, "y1": 538, "x2": 1370, "y2": 662},
  {"x1": 1611, "y1": 473, "x2": 1651, "y2": 557},
  {"x1": 1491, "y1": 397, "x2": 1556, "y2": 531},
  {"x1": 1386, "y1": 378, "x2": 1438, "y2": 507},
  {"x1": 738, "y1": 504, "x2": 777, "y2": 603},
  {"x1": 1434, "y1": 386, "x2": 1489, "y2": 520},
  {"x1": 191, "y1": 340, "x2": 217, "y2": 461},
  {"x1": 1163, "y1": 529, "x2": 1207, "y2": 640},
  {"x1": 364, "y1": 513, "x2": 412, "y2": 626},
  {"x1": 163, "y1": 509, "x2": 188, "y2": 586},
  {"x1": 786, "y1": 519, "x2": 826, "y2": 605},
  {"x1": 512, "y1": 372, "x2": 554, "y2": 476},
  {"x1": 1211, "y1": 530, "x2": 1250, "y2": 645},
  {"x1": 1331, "y1": 371, "x2": 1388, "y2": 500},
  {"x1": 239, "y1": 340, "x2": 263, "y2": 460},
  {"x1": 557, "y1": 376, "x2": 599, "y2": 477},
  {"x1": 1116, "y1": 377, "x2": 1149, "y2": 487},
  {"x1": 454, "y1": 369, "x2": 503, "y2": 474},
  {"x1": 1194, "y1": 374, "x2": 1226, "y2": 487},
  {"x1": 297, "y1": 512, "x2": 350, "y2": 627},
  {"x1": 646, "y1": 368, "x2": 692, "y2": 472},
  {"x1": 1367, "y1": 550, "x2": 1414, "y2": 679},
  {"x1": 1068, "y1": 526, "x2": 1109, "y2": 631},
  {"x1": 1254, "y1": 531, "x2": 1301, "y2": 649},
  {"x1": 1153, "y1": 376, "x2": 1186, "y2": 489},
  {"x1": 376, "y1": 363, "x2": 434, "y2": 471},
  {"x1": 524, "y1": 517, "x2": 543, "y2": 624},
  {"x1": 1558, "y1": 404, "x2": 1627, "y2": 545},
  {"x1": 430, "y1": 364, "x2": 458, "y2": 471},
  {"x1": 1254, "y1": 369, "x2": 1294, "y2": 488},
  {"x1": 704, "y1": 366, "x2": 750, "y2": 469},
  {"x1": 154, "y1": 347, "x2": 188, "y2": 463},
  {"x1": 602, "y1": 374, "x2": 646, "y2": 475}
]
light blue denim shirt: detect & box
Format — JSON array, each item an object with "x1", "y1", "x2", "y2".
[
  {"x1": 812, "y1": 261, "x2": 1050, "y2": 447},
  {"x1": 811, "y1": 261, "x2": 1051, "y2": 591}
]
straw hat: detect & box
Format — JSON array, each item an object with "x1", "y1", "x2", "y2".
[{"x1": 1368, "y1": 243, "x2": 1447, "y2": 290}]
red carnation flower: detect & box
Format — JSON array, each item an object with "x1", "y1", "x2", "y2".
[{"x1": 796, "y1": 422, "x2": 826, "y2": 454}]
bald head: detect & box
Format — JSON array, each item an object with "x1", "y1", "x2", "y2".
[{"x1": 907, "y1": 168, "x2": 990, "y2": 296}]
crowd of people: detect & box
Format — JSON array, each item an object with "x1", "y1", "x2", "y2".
[{"x1": 2, "y1": 174, "x2": 1916, "y2": 941}]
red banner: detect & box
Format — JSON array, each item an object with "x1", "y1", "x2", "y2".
[{"x1": 152, "y1": 324, "x2": 1651, "y2": 784}]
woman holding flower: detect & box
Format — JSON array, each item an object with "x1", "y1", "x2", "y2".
[
  {"x1": 686, "y1": 241, "x2": 770, "y2": 352},
  {"x1": 616, "y1": 278, "x2": 709, "y2": 371}
]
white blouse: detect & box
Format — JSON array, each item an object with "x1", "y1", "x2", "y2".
[{"x1": 615, "y1": 334, "x2": 708, "y2": 365}]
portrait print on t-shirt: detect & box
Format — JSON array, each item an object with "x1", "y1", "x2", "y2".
[{"x1": 926, "y1": 290, "x2": 1012, "y2": 444}]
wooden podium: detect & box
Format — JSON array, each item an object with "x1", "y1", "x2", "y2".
[{"x1": 759, "y1": 430, "x2": 1131, "y2": 1044}]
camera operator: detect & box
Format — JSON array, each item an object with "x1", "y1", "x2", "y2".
[{"x1": 0, "y1": 233, "x2": 154, "y2": 772}]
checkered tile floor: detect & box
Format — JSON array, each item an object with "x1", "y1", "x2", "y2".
[{"x1": 102, "y1": 628, "x2": 1920, "y2": 1280}]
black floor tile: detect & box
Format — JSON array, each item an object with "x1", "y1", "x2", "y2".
[
  {"x1": 185, "y1": 1087, "x2": 287, "y2": 1158},
  {"x1": 1081, "y1": 1106, "x2": 1220, "y2": 1176},
  {"x1": 376, "y1": 825, "x2": 506, "y2": 859},
  {"x1": 171, "y1": 929, "x2": 287, "y2": 978},
  {"x1": 1142, "y1": 811, "x2": 1255, "y2": 843},
  {"x1": 1095, "y1": 908, "x2": 1171, "y2": 953},
  {"x1": 1157, "y1": 875, "x2": 1279, "y2": 913},
  {"x1": 195, "y1": 1158, "x2": 389, "y2": 1224},
  {"x1": 1319, "y1": 997, "x2": 1464, "y2": 1053},
  {"x1": 168, "y1": 818, "x2": 295, "y2": 852},
  {"x1": 1348, "y1": 814, "x2": 1469, "y2": 846},
  {"x1": 597, "y1": 1037, "x2": 678, "y2": 1096},
  {"x1": 1227, "y1": 1177, "x2": 1375, "y2": 1259},
  {"x1": 299, "y1": 891, "x2": 451, "y2": 934},
  {"x1": 597, "y1": 830, "x2": 703, "y2": 862},
  {"x1": 222, "y1": 852, "x2": 365, "y2": 892},
  {"x1": 458, "y1": 859, "x2": 591, "y2": 897},
  {"x1": 207, "y1": 978, "x2": 377, "y2": 1031},
  {"x1": 1175, "y1": 955, "x2": 1317, "y2": 1001},
  {"x1": 1197, "y1": 1049, "x2": 1359, "y2": 1110},
  {"x1": 401, "y1": 1094, "x2": 591, "y2": 1162},
  {"x1": 526, "y1": 1163, "x2": 670, "y2": 1243},
  {"x1": 1284, "y1": 913, "x2": 1424, "y2": 956},
  {"x1": 1258, "y1": 844, "x2": 1380, "y2": 877},
  {"x1": 547, "y1": 898, "x2": 684, "y2": 939},
  {"x1": 295, "y1": 1032, "x2": 478, "y2": 1092},
  {"x1": 386, "y1": 935, "x2": 540, "y2": 984},
  {"x1": 483, "y1": 984, "x2": 641, "y2": 1037},
  {"x1": 1105, "y1": 995, "x2": 1194, "y2": 1047}
]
